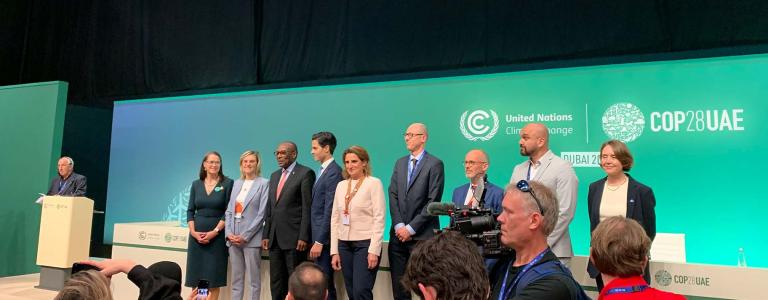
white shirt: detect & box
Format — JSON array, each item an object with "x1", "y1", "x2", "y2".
[
  {"x1": 599, "y1": 179, "x2": 629, "y2": 222},
  {"x1": 318, "y1": 158, "x2": 334, "y2": 178},
  {"x1": 464, "y1": 184, "x2": 480, "y2": 208},
  {"x1": 234, "y1": 179, "x2": 255, "y2": 218}
]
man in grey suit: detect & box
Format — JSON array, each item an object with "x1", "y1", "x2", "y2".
[
  {"x1": 47, "y1": 156, "x2": 87, "y2": 196},
  {"x1": 308, "y1": 132, "x2": 342, "y2": 300},
  {"x1": 262, "y1": 142, "x2": 316, "y2": 300},
  {"x1": 510, "y1": 123, "x2": 578, "y2": 267},
  {"x1": 389, "y1": 123, "x2": 445, "y2": 300}
]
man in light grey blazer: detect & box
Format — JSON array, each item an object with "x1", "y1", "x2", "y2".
[
  {"x1": 226, "y1": 151, "x2": 270, "y2": 300},
  {"x1": 510, "y1": 123, "x2": 578, "y2": 267}
]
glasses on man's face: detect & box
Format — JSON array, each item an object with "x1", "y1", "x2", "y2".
[
  {"x1": 516, "y1": 180, "x2": 545, "y2": 215},
  {"x1": 274, "y1": 150, "x2": 293, "y2": 157},
  {"x1": 403, "y1": 133, "x2": 424, "y2": 139},
  {"x1": 463, "y1": 160, "x2": 487, "y2": 166}
]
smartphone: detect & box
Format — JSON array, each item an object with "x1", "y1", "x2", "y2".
[
  {"x1": 71, "y1": 262, "x2": 100, "y2": 274},
  {"x1": 196, "y1": 279, "x2": 209, "y2": 299}
]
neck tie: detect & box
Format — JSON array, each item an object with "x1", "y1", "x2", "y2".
[
  {"x1": 316, "y1": 166, "x2": 324, "y2": 182},
  {"x1": 276, "y1": 169, "x2": 288, "y2": 200},
  {"x1": 408, "y1": 158, "x2": 418, "y2": 184}
]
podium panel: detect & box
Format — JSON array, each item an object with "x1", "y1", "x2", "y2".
[{"x1": 36, "y1": 196, "x2": 94, "y2": 268}]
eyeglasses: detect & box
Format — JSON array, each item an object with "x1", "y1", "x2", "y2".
[
  {"x1": 463, "y1": 160, "x2": 488, "y2": 166},
  {"x1": 516, "y1": 180, "x2": 545, "y2": 215},
  {"x1": 205, "y1": 161, "x2": 221, "y2": 165},
  {"x1": 273, "y1": 150, "x2": 293, "y2": 156},
  {"x1": 403, "y1": 133, "x2": 424, "y2": 138}
]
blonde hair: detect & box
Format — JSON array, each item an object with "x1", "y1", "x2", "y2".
[
  {"x1": 239, "y1": 150, "x2": 262, "y2": 178},
  {"x1": 54, "y1": 270, "x2": 113, "y2": 300}
]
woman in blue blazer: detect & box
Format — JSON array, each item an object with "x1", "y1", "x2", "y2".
[
  {"x1": 225, "y1": 150, "x2": 270, "y2": 300},
  {"x1": 587, "y1": 140, "x2": 656, "y2": 291}
]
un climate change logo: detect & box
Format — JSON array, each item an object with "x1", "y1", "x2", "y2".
[
  {"x1": 460, "y1": 109, "x2": 500, "y2": 141},
  {"x1": 655, "y1": 270, "x2": 672, "y2": 287},
  {"x1": 602, "y1": 103, "x2": 645, "y2": 143}
]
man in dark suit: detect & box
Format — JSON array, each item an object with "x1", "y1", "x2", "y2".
[
  {"x1": 262, "y1": 141, "x2": 315, "y2": 300},
  {"x1": 47, "y1": 156, "x2": 87, "y2": 196},
  {"x1": 389, "y1": 123, "x2": 445, "y2": 300},
  {"x1": 308, "y1": 132, "x2": 342, "y2": 300}
]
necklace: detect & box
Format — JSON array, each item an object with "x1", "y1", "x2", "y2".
[{"x1": 606, "y1": 176, "x2": 627, "y2": 191}]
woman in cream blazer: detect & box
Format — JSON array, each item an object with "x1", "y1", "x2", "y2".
[{"x1": 330, "y1": 145, "x2": 385, "y2": 300}]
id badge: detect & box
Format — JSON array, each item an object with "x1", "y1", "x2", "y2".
[{"x1": 342, "y1": 213, "x2": 350, "y2": 225}]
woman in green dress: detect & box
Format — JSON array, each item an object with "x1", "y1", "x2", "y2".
[{"x1": 186, "y1": 151, "x2": 233, "y2": 300}]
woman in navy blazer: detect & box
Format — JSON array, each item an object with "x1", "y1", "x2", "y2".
[
  {"x1": 587, "y1": 140, "x2": 656, "y2": 291},
  {"x1": 225, "y1": 150, "x2": 269, "y2": 300}
]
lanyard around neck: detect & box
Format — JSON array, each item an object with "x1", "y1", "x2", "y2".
[{"x1": 498, "y1": 248, "x2": 550, "y2": 300}]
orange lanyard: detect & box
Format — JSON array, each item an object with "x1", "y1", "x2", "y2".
[{"x1": 344, "y1": 177, "x2": 365, "y2": 215}]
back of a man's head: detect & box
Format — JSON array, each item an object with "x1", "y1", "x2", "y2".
[
  {"x1": 401, "y1": 231, "x2": 489, "y2": 300},
  {"x1": 591, "y1": 216, "x2": 651, "y2": 277},
  {"x1": 55, "y1": 270, "x2": 113, "y2": 300},
  {"x1": 287, "y1": 262, "x2": 327, "y2": 300}
]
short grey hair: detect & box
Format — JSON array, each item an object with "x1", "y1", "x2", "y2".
[
  {"x1": 505, "y1": 180, "x2": 558, "y2": 236},
  {"x1": 61, "y1": 156, "x2": 74, "y2": 167}
]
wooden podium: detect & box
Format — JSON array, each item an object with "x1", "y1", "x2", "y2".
[{"x1": 36, "y1": 196, "x2": 94, "y2": 291}]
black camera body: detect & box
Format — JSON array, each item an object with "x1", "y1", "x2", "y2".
[
  {"x1": 429, "y1": 175, "x2": 512, "y2": 258},
  {"x1": 446, "y1": 206, "x2": 509, "y2": 257}
]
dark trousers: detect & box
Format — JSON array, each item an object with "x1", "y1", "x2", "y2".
[
  {"x1": 269, "y1": 245, "x2": 305, "y2": 300},
  {"x1": 388, "y1": 237, "x2": 417, "y2": 300},
  {"x1": 315, "y1": 244, "x2": 337, "y2": 300},
  {"x1": 339, "y1": 240, "x2": 379, "y2": 300}
]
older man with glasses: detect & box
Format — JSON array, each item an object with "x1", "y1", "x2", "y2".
[{"x1": 451, "y1": 149, "x2": 503, "y2": 213}]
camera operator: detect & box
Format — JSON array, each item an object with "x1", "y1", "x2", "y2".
[{"x1": 490, "y1": 180, "x2": 588, "y2": 300}]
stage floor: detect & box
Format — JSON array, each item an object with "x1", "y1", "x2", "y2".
[{"x1": 0, "y1": 273, "x2": 57, "y2": 300}]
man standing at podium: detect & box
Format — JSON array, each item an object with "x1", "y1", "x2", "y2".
[{"x1": 47, "y1": 156, "x2": 87, "y2": 196}]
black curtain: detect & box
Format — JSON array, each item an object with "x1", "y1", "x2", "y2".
[{"x1": 4, "y1": 1, "x2": 768, "y2": 106}]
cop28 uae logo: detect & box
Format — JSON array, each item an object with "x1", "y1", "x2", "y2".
[
  {"x1": 459, "y1": 109, "x2": 500, "y2": 141},
  {"x1": 602, "y1": 103, "x2": 645, "y2": 143},
  {"x1": 655, "y1": 270, "x2": 672, "y2": 287}
]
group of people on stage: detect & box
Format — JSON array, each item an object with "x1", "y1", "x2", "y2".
[
  {"x1": 44, "y1": 120, "x2": 660, "y2": 299},
  {"x1": 183, "y1": 131, "x2": 388, "y2": 300}
]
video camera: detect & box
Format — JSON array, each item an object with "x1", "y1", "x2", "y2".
[{"x1": 427, "y1": 175, "x2": 512, "y2": 258}]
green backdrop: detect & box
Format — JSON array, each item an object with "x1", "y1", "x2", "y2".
[
  {"x1": 0, "y1": 81, "x2": 68, "y2": 276},
  {"x1": 107, "y1": 53, "x2": 766, "y2": 267}
]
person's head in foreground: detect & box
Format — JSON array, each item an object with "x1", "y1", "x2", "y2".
[
  {"x1": 54, "y1": 270, "x2": 113, "y2": 300},
  {"x1": 286, "y1": 262, "x2": 328, "y2": 300},
  {"x1": 401, "y1": 230, "x2": 490, "y2": 300},
  {"x1": 591, "y1": 216, "x2": 686, "y2": 299}
]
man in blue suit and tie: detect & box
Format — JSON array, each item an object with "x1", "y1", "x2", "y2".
[
  {"x1": 451, "y1": 149, "x2": 503, "y2": 213},
  {"x1": 308, "y1": 131, "x2": 343, "y2": 300},
  {"x1": 451, "y1": 149, "x2": 504, "y2": 272},
  {"x1": 389, "y1": 123, "x2": 445, "y2": 300}
]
